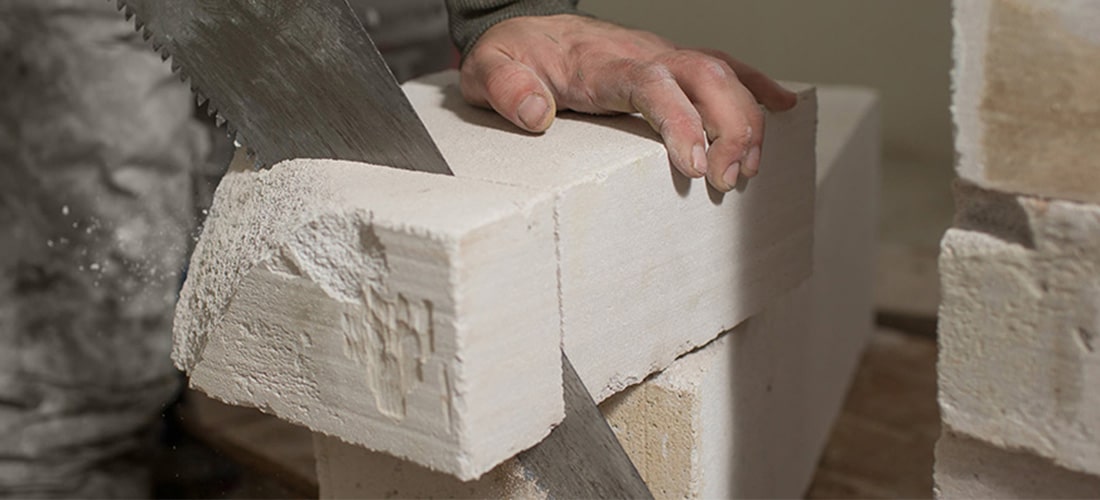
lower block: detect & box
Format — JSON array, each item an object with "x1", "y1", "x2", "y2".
[
  {"x1": 939, "y1": 184, "x2": 1100, "y2": 476},
  {"x1": 595, "y1": 85, "x2": 878, "y2": 499},
  {"x1": 601, "y1": 283, "x2": 814, "y2": 499},
  {"x1": 935, "y1": 432, "x2": 1100, "y2": 498}
]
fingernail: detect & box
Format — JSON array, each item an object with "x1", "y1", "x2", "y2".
[
  {"x1": 723, "y1": 161, "x2": 740, "y2": 187},
  {"x1": 518, "y1": 94, "x2": 549, "y2": 130},
  {"x1": 692, "y1": 144, "x2": 708, "y2": 176},
  {"x1": 742, "y1": 146, "x2": 761, "y2": 177}
]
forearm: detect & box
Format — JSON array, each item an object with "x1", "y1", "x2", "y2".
[{"x1": 445, "y1": 0, "x2": 581, "y2": 56}]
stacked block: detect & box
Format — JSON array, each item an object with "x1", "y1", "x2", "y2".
[
  {"x1": 174, "y1": 71, "x2": 816, "y2": 480},
  {"x1": 938, "y1": 0, "x2": 1100, "y2": 495}
]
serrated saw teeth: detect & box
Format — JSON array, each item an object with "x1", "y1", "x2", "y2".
[{"x1": 111, "y1": 0, "x2": 254, "y2": 166}]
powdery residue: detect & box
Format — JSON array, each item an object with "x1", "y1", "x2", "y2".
[{"x1": 171, "y1": 158, "x2": 334, "y2": 371}]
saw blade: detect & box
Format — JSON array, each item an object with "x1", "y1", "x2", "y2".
[{"x1": 112, "y1": 0, "x2": 452, "y2": 174}]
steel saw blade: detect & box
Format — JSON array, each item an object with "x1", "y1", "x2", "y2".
[{"x1": 112, "y1": 0, "x2": 451, "y2": 174}]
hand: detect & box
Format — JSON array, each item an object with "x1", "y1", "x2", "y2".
[{"x1": 460, "y1": 15, "x2": 797, "y2": 192}]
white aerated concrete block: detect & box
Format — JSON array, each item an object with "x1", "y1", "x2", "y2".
[
  {"x1": 176, "y1": 71, "x2": 815, "y2": 479},
  {"x1": 939, "y1": 184, "x2": 1100, "y2": 477},
  {"x1": 174, "y1": 157, "x2": 562, "y2": 480},
  {"x1": 935, "y1": 432, "x2": 1100, "y2": 498},
  {"x1": 408, "y1": 73, "x2": 816, "y2": 401},
  {"x1": 954, "y1": 0, "x2": 1100, "y2": 203},
  {"x1": 598, "y1": 86, "x2": 879, "y2": 499}
]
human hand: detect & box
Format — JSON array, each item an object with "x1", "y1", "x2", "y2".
[{"x1": 459, "y1": 14, "x2": 797, "y2": 191}]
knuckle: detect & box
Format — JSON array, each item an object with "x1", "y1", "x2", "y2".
[
  {"x1": 697, "y1": 56, "x2": 735, "y2": 81},
  {"x1": 669, "y1": 51, "x2": 734, "y2": 81},
  {"x1": 632, "y1": 61, "x2": 675, "y2": 87},
  {"x1": 658, "y1": 114, "x2": 700, "y2": 137}
]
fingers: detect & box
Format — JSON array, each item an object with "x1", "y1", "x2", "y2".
[
  {"x1": 588, "y1": 60, "x2": 709, "y2": 179},
  {"x1": 587, "y1": 54, "x2": 766, "y2": 191},
  {"x1": 695, "y1": 48, "x2": 798, "y2": 112},
  {"x1": 667, "y1": 54, "x2": 765, "y2": 190},
  {"x1": 460, "y1": 47, "x2": 557, "y2": 133}
]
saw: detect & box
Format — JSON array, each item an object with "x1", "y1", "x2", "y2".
[{"x1": 114, "y1": 0, "x2": 652, "y2": 496}]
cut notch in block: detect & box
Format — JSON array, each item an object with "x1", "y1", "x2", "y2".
[{"x1": 174, "y1": 159, "x2": 562, "y2": 480}]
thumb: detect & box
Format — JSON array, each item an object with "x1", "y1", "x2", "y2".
[{"x1": 460, "y1": 49, "x2": 557, "y2": 133}]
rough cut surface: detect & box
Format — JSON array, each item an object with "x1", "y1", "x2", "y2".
[
  {"x1": 174, "y1": 157, "x2": 562, "y2": 480},
  {"x1": 934, "y1": 432, "x2": 1100, "y2": 498},
  {"x1": 938, "y1": 184, "x2": 1100, "y2": 477},
  {"x1": 953, "y1": 0, "x2": 1100, "y2": 203},
  {"x1": 174, "y1": 71, "x2": 815, "y2": 478}
]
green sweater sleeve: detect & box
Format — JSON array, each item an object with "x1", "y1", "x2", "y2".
[{"x1": 446, "y1": 0, "x2": 582, "y2": 56}]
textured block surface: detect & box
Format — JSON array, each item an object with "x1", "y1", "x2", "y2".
[
  {"x1": 939, "y1": 184, "x2": 1100, "y2": 476},
  {"x1": 953, "y1": 0, "x2": 1100, "y2": 203},
  {"x1": 174, "y1": 158, "x2": 562, "y2": 480}
]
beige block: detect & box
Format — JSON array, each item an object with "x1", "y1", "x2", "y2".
[
  {"x1": 938, "y1": 184, "x2": 1100, "y2": 476},
  {"x1": 935, "y1": 432, "x2": 1100, "y2": 498},
  {"x1": 598, "y1": 86, "x2": 880, "y2": 499},
  {"x1": 953, "y1": 0, "x2": 1100, "y2": 203},
  {"x1": 174, "y1": 157, "x2": 562, "y2": 480},
  {"x1": 600, "y1": 283, "x2": 812, "y2": 499}
]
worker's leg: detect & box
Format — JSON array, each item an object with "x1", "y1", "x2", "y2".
[{"x1": 0, "y1": 1, "x2": 213, "y2": 497}]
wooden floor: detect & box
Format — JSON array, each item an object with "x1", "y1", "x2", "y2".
[{"x1": 807, "y1": 328, "x2": 940, "y2": 498}]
